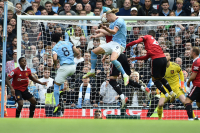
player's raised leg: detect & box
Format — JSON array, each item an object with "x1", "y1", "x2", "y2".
[{"x1": 53, "y1": 82, "x2": 64, "y2": 113}]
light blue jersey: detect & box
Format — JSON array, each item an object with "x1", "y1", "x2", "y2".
[
  {"x1": 109, "y1": 17, "x2": 127, "y2": 48},
  {"x1": 52, "y1": 41, "x2": 74, "y2": 66}
]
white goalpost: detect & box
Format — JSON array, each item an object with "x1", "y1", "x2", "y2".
[{"x1": 12, "y1": 15, "x2": 200, "y2": 119}]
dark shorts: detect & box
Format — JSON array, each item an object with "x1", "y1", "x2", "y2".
[
  {"x1": 110, "y1": 54, "x2": 131, "y2": 77},
  {"x1": 187, "y1": 86, "x2": 200, "y2": 102},
  {"x1": 150, "y1": 57, "x2": 167, "y2": 78},
  {"x1": 15, "y1": 89, "x2": 33, "y2": 102}
]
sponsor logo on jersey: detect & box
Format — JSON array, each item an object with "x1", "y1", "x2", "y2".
[
  {"x1": 19, "y1": 74, "x2": 22, "y2": 76},
  {"x1": 17, "y1": 96, "x2": 20, "y2": 99},
  {"x1": 171, "y1": 70, "x2": 174, "y2": 74},
  {"x1": 26, "y1": 72, "x2": 28, "y2": 76},
  {"x1": 194, "y1": 66, "x2": 199, "y2": 71},
  {"x1": 17, "y1": 78, "x2": 28, "y2": 81}
]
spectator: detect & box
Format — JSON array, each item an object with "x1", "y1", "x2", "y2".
[
  {"x1": 170, "y1": 36, "x2": 185, "y2": 61},
  {"x1": 196, "y1": 26, "x2": 200, "y2": 38},
  {"x1": 13, "y1": 3, "x2": 24, "y2": 19},
  {"x1": 116, "y1": 0, "x2": 131, "y2": 16},
  {"x1": 117, "y1": 0, "x2": 125, "y2": 9},
  {"x1": 188, "y1": 24, "x2": 199, "y2": 39},
  {"x1": 159, "y1": 0, "x2": 171, "y2": 16},
  {"x1": 74, "y1": 48, "x2": 84, "y2": 65},
  {"x1": 36, "y1": 67, "x2": 54, "y2": 106},
  {"x1": 182, "y1": 31, "x2": 195, "y2": 45},
  {"x1": 9, "y1": 18, "x2": 17, "y2": 35},
  {"x1": 7, "y1": 10, "x2": 14, "y2": 24},
  {"x1": 68, "y1": 0, "x2": 77, "y2": 12},
  {"x1": 85, "y1": 3, "x2": 93, "y2": 16},
  {"x1": 15, "y1": 0, "x2": 32, "y2": 13},
  {"x1": 95, "y1": 0, "x2": 111, "y2": 15},
  {"x1": 77, "y1": 36, "x2": 88, "y2": 53},
  {"x1": 130, "y1": 71, "x2": 147, "y2": 106},
  {"x1": 192, "y1": 1, "x2": 200, "y2": 16},
  {"x1": 45, "y1": 1, "x2": 56, "y2": 15},
  {"x1": 0, "y1": 48, "x2": 12, "y2": 63},
  {"x1": 185, "y1": 64, "x2": 192, "y2": 75},
  {"x1": 37, "y1": 63, "x2": 44, "y2": 79},
  {"x1": 0, "y1": 0, "x2": 14, "y2": 12},
  {"x1": 7, "y1": 24, "x2": 15, "y2": 43},
  {"x1": 130, "y1": 7, "x2": 138, "y2": 16},
  {"x1": 87, "y1": 38, "x2": 101, "y2": 51},
  {"x1": 132, "y1": 0, "x2": 142, "y2": 11},
  {"x1": 24, "y1": 46, "x2": 34, "y2": 68},
  {"x1": 81, "y1": 0, "x2": 96, "y2": 12},
  {"x1": 69, "y1": 26, "x2": 84, "y2": 47},
  {"x1": 175, "y1": 57, "x2": 184, "y2": 69},
  {"x1": 78, "y1": 10, "x2": 88, "y2": 36},
  {"x1": 135, "y1": 60, "x2": 150, "y2": 84},
  {"x1": 25, "y1": 0, "x2": 45, "y2": 13},
  {"x1": 175, "y1": 0, "x2": 186, "y2": 16},
  {"x1": 182, "y1": 49, "x2": 193, "y2": 68},
  {"x1": 137, "y1": 0, "x2": 155, "y2": 16},
  {"x1": 59, "y1": 3, "x2": 76, "y2": 15},
  {"x1": 22, "y1": 33, "x2": 30, "y2": 47},
  {"x1": 160, "y1": 42, "x2": 169, "y2": 52},
  {"x1": 194, "y1": 37, "x2": 200, "y2": 46},
  {"x1": 76, "y1": 52, "x2": 91, "y2": 74},
  {"x1": 5, "y1": 50, "x2": 17, "y2": 74},
  {"x1": 51, "y1": 0, "x2": 63, "y2": 14},
  {"x1": 45, "y1": 56, "x2": 56, "y2": 79},
  {"x1": 183, "y1": 70, "x2": 192, "y2": 93},
  {"x1": 168, "y1": 25, "x2": 177, "y2": 46},
  {"x1": 76, "y1": 3, "x2": 83, "y2": 15},
  {"x1": 0, "y1": 7, "x2": 3, "y2": 20},
  {"x1": 41, "y1": 8, "x2": 48, "y2": 15},
  {"x1": 75, "y1": 77, "x2": 97, "y2": 108},
  {"x1": 104, "y1": 0, "x2": 115, "y2": 10},
  {"x1": 27, "y1": 23, "x2": 42, "y2": 46},
  {"x1": 45, "y1": 46, "x2": 52, "y2": 56},
  {"x1": 30, "y1": 56, "x2": 40, "y2": 73},
  {"x1": 99, "y1": 77, "x2": 119, "y2": 105},
  {"x1": 185, "y1": 42, "x2": 192, "y2": 50},
  {"x1": 7, "y1": 37, "x2": 17, "y2": 57}
]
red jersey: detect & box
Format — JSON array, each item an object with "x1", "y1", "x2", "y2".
[
  {"x1": 126, "y1": 35, "x2": 165, "y2": 60},
  {"x1": 8, "y1": 67, "x2": 32, "y2": 92},
  {"x1": 191, "y1": 57, "x2": 200, "y2": 87}
]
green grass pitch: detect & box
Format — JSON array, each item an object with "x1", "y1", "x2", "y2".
[{"x1": 0, "y1": 119, "x2": 199, "y2": 133}]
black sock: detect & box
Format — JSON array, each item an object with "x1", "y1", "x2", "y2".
[
  {"x1": 185, "y1": 103, "x2": 193, "y2": 119},
  {"x1": 109, "y1": 79, "x2": 122, "y2": 95},
  {"x1": 160, "y1": 78, "x2": 172, "y2": 92},
  {"x1": 147, "y1": 97, "x2": 159, "y2": 117},
  {"x1": 29, "y1": 104, "x2": 36, "y2": 118},
  {"x1": 154, "y1": 80, "x2": 167, "y2": 94},
  {"x1": 129, "y1": 79, "x2": 141, "y2": 88},
  {"x1": 16, "y1": 108, "x2": 21, "y2": 118}
]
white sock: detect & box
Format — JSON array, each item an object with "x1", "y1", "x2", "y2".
[
  {"x1": 90, "y1": 69, "x2": 95, "y2": 73},
  {"x1": 120, "y1": 94, "x2": 125, "y2": 100},
  {"x1": 165, "y1": 93, "x2": 169, "y2": 98},
  {"x1": 123, "y1": 73, "x2": 127, "y2": 77},
  {"x1": 140, "y1": 86, "x2": 145, "y2": 92},
  {"x1": 170, "y1": 91, "x2": 173, "y2": 95}
]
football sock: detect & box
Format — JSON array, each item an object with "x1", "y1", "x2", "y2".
[
  {"x1": 29, "y1": 104, "x2": 36, "y2": 118},
  {"x1": 192, "y1": 111, "x2": 196, "y2": 118},
  {"x1": 111, "y1": 60, "x2": 126, "y2": 75},
  {"x1": 157, "y1": 106, "x2": 163, "y2": 119},
  {"x1": 54, "y1": 84, "x2": 60, "y2": 106},
  {"x1": 160, "y1": 78, "x2": 173, "y2": 92},
  {"x1": 90, "y1": 51, "x2": 97, "y2": 71},
  {"x1": 185, "y1": 103, "x2": 193, "y2": 119},
  {"x1": 16, "y1": 108, "x2": 21, "y2": 118},
  {"x1": 109, "y1": 79, "x2": 122, "y2": 95},
  {"x1": 154, "y1": 80, "x2": 167, "y2": 95}
]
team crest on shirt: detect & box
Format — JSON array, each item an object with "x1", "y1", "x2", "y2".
[
  {"x1": 17, "y1": 96, "x2": 20, "y2": 99},
  {"x1": 25, "y1": 72, "x2": 28, "y2": 76},
  {"x1": 171, "y1": 70, "x2": 174, "y2": 74}
]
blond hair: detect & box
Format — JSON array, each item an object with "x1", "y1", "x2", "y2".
[
  {"x1": 193, "y1": 1, "x2": 200, "y2": 6},
  {"x1": 176, "y1": 0, "x2": 183, "y2": 4},
  {"x1": 106, "y1": 8, "x2": 119, "y2": 14}
]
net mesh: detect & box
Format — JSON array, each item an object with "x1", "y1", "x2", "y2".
[{"x1": 6, "y1": 15, "x2": 200, "y2": 119}]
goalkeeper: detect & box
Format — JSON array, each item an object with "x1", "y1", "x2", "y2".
[{"x1": 156, "y1": 51, "x2": 196, "y2": 119}]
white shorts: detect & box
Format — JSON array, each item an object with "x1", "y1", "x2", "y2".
[
  {"x1": 99, "y1": 41, "x2": 125, "y2": 55},
  {"x1": 55, "y1": 64, "x2": 76, "y2": 84}
]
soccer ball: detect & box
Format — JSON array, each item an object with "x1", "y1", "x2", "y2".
[{"x1": 101, "y1": 13, "x2": 107, "y2": 23}]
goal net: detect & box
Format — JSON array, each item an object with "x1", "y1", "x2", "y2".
[{"x1": 5, "y1": 15, "x2": 199, "y2": 119}]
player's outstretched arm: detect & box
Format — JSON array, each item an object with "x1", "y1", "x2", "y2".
[
  {"x1": 5, "y1": 76, "x2": 15, "y2": 96},
  {"x1": 90, "y1": 32, "x2": 105, "y2": 39},
  {"x1": 96, "y1": 29, "x2": 112, "y2": 36},
  {"x1": 126, "y1": 38, "x2": 144, "y2": 48},
  {"x1": 29, "y1": 74, "x2": 47, "y2": 86},
  {"x1": 102, "y1": 26, "x2": 118, "y2": 35},
  {"x1": 73, "y1": 46, "x2": 80, "y2": 57}
]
